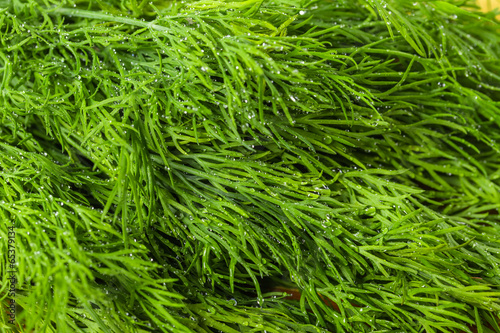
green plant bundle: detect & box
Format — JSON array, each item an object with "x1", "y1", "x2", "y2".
[{"x1": 1, "y1": 0, "x2": 500, "y2": 332}]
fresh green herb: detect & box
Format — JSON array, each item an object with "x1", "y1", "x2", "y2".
[{"x1": 0, "y1": 0, "x2": 499, "y2": 332}]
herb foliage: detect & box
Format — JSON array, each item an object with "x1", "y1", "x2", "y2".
[{"x1": 0, "y1": 0, "x2": 500, "y2": 332}]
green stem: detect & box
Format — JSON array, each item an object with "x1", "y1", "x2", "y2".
[{"x1": 52, "y1": 8, "x2": 172, "y2": 31}]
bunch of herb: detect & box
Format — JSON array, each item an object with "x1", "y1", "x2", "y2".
[{"x1": 0, "y1": 0, "x2": 499, "y2": 332}]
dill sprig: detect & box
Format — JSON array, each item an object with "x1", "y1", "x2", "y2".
[{"x1": 1, "y1": 0, "x2": 499, "y2": 332}]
